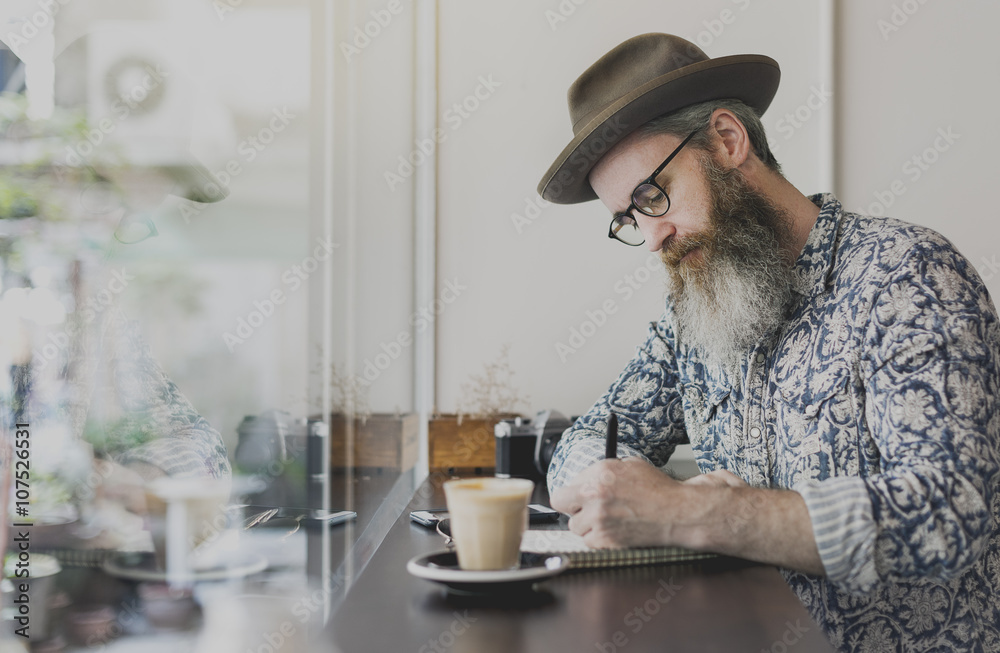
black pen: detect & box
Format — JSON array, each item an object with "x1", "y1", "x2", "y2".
[{"x1": 605, "y1": 411, "x2": 618, "y2": 459}]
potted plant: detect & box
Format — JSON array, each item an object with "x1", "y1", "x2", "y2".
[
  {"x1": 323, "y1": 362, "x2": 419, "y2": 471},
  {"x1": 428, "y1": 344, "x2": 529, "y2": 473}
]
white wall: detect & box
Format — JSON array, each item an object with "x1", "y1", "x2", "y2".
[
  {"x1": 836, "y1": 1, "x2": 1000, "y2": 301},
  {"x1": 434, "y1": 0, "x2": 832, "y2": 417},
  {"x1": 326, "y1": 0, "x2": 418, "y2": 416}
]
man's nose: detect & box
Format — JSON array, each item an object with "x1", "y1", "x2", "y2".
[{"x1": 641, "y1": 217, "x2": 676, "y2": 253}]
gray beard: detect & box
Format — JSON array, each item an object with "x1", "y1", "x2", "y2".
[{"x1": 662, "y1": 158, "x2": 802, "y2": 371}]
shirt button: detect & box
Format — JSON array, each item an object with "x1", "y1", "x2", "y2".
[
  {"x1": 750, "y1": 427, "x2": 762, "y2": 439},
  {"x1": 755, "y1": 353, "x2": 765, "y2": 364}
]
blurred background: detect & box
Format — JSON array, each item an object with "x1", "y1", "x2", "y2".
[{"x1": 0, "y1": 0, "x2": 997, "y2": 488}]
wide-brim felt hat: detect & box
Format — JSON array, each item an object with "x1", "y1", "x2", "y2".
[{"x1": 537, "y1": 33, "x2": 780, "y2": 205}]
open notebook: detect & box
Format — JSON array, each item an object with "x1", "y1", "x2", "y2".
[{"x1": 521, "y1": 530, "x2": 716, "y2": 570}]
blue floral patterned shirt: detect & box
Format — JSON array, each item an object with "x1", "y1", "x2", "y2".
[
  {"x1": 548, "y1": 194, "x2": 1000, "y2": 652},
  {"x1": 68, "y1": 308, "x2": 231, "y2": 480}
]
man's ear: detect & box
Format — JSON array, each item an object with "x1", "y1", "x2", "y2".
[{"x1": 707, "y1": 108, "x2": 750, "y2": 169}]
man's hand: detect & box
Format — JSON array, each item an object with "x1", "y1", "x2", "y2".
[
  {"x1": 550, "y1": 458, "x2": 826, "y2": 575},
  {"x1": 550, "y1": 457, "x2": 687, "y2": 548},
  {"x1": 683, "y1": 469, "x2": 748, "y2": 488},
  {"x1": 93, "y1": 459, "x2": 164, "y2": 514}
]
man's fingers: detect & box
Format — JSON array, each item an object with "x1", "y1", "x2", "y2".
[
  {"x1": 684, "y1": 469, "x2": 747, "y2": 488},
  {"x1": 550, "y1": 486, "x2": 582, "y2": 515},
  {"x1": 684, "y1": 474, "x2": 720, "y2": 487},
  {"x1": 567, "y1": 511, "x2": 592, "y2": 539},
  {"x1": 713, "y1": 470, "x2": 748, "y2": 487}
]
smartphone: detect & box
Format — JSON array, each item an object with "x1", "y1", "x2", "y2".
[
  {"x1": 239, "y1": 505, "x2": 357, "y2": 528},
  {"x1": 410, "y1": 504, "x2": 559, "y2": 528}
]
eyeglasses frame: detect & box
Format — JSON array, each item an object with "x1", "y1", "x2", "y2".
[{"x1": 607, "y1": 128, "x2": 700, "y2": 246}]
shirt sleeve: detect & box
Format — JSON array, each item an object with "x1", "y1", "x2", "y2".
[
  {"x1": 546, "y1": 309, "x2": 688, "y2": 493},
  {"x1": 795, "y1": 240, "x2": 1000, "y2": 594},
  {"x1": 101, "y1": 313, "x2": 232, "y2": 480}
]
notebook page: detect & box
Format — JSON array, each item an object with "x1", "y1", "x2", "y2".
[{"x1": 521, "y1": 529, "x2": 593, "y2": 553}]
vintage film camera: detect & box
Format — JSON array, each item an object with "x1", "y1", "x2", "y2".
[
  {"x1": 234, "y1": 410, "x2": 328, "y2": 508},
  {"x1": 494, "y1": 409, "x2": 575, "y2": 481}
]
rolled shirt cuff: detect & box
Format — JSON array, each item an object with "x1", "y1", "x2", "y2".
[
  {"x1": 794, "y1": 475, "x2": 878, "y2": 594},
  {"x1": 118, "y1": 437, "x2": 231, "y2": 480}
]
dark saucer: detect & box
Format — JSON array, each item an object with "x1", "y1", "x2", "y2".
[{"x1": 407, "y1": 550, "x2": 568, "y2": 595}]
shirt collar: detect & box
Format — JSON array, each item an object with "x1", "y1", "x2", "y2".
[{"x1": 794, "y1": 193, "x2": 842, "y2": 298}]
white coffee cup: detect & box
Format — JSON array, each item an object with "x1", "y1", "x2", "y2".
[
  {"x1": 443, "y1": 477, "x2": 534, "y2": 571},
  {"x1": 144, "y1": 477, "x2": 230, "y2": 582}
]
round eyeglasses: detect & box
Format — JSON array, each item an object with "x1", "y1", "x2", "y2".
[{"x1": 607, "y1": 129, "x2": 699, "y2": 246}]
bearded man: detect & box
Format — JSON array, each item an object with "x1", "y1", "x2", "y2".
[{"x1": 542, "y1": 33, "x2": 1000, "y2": 652}]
